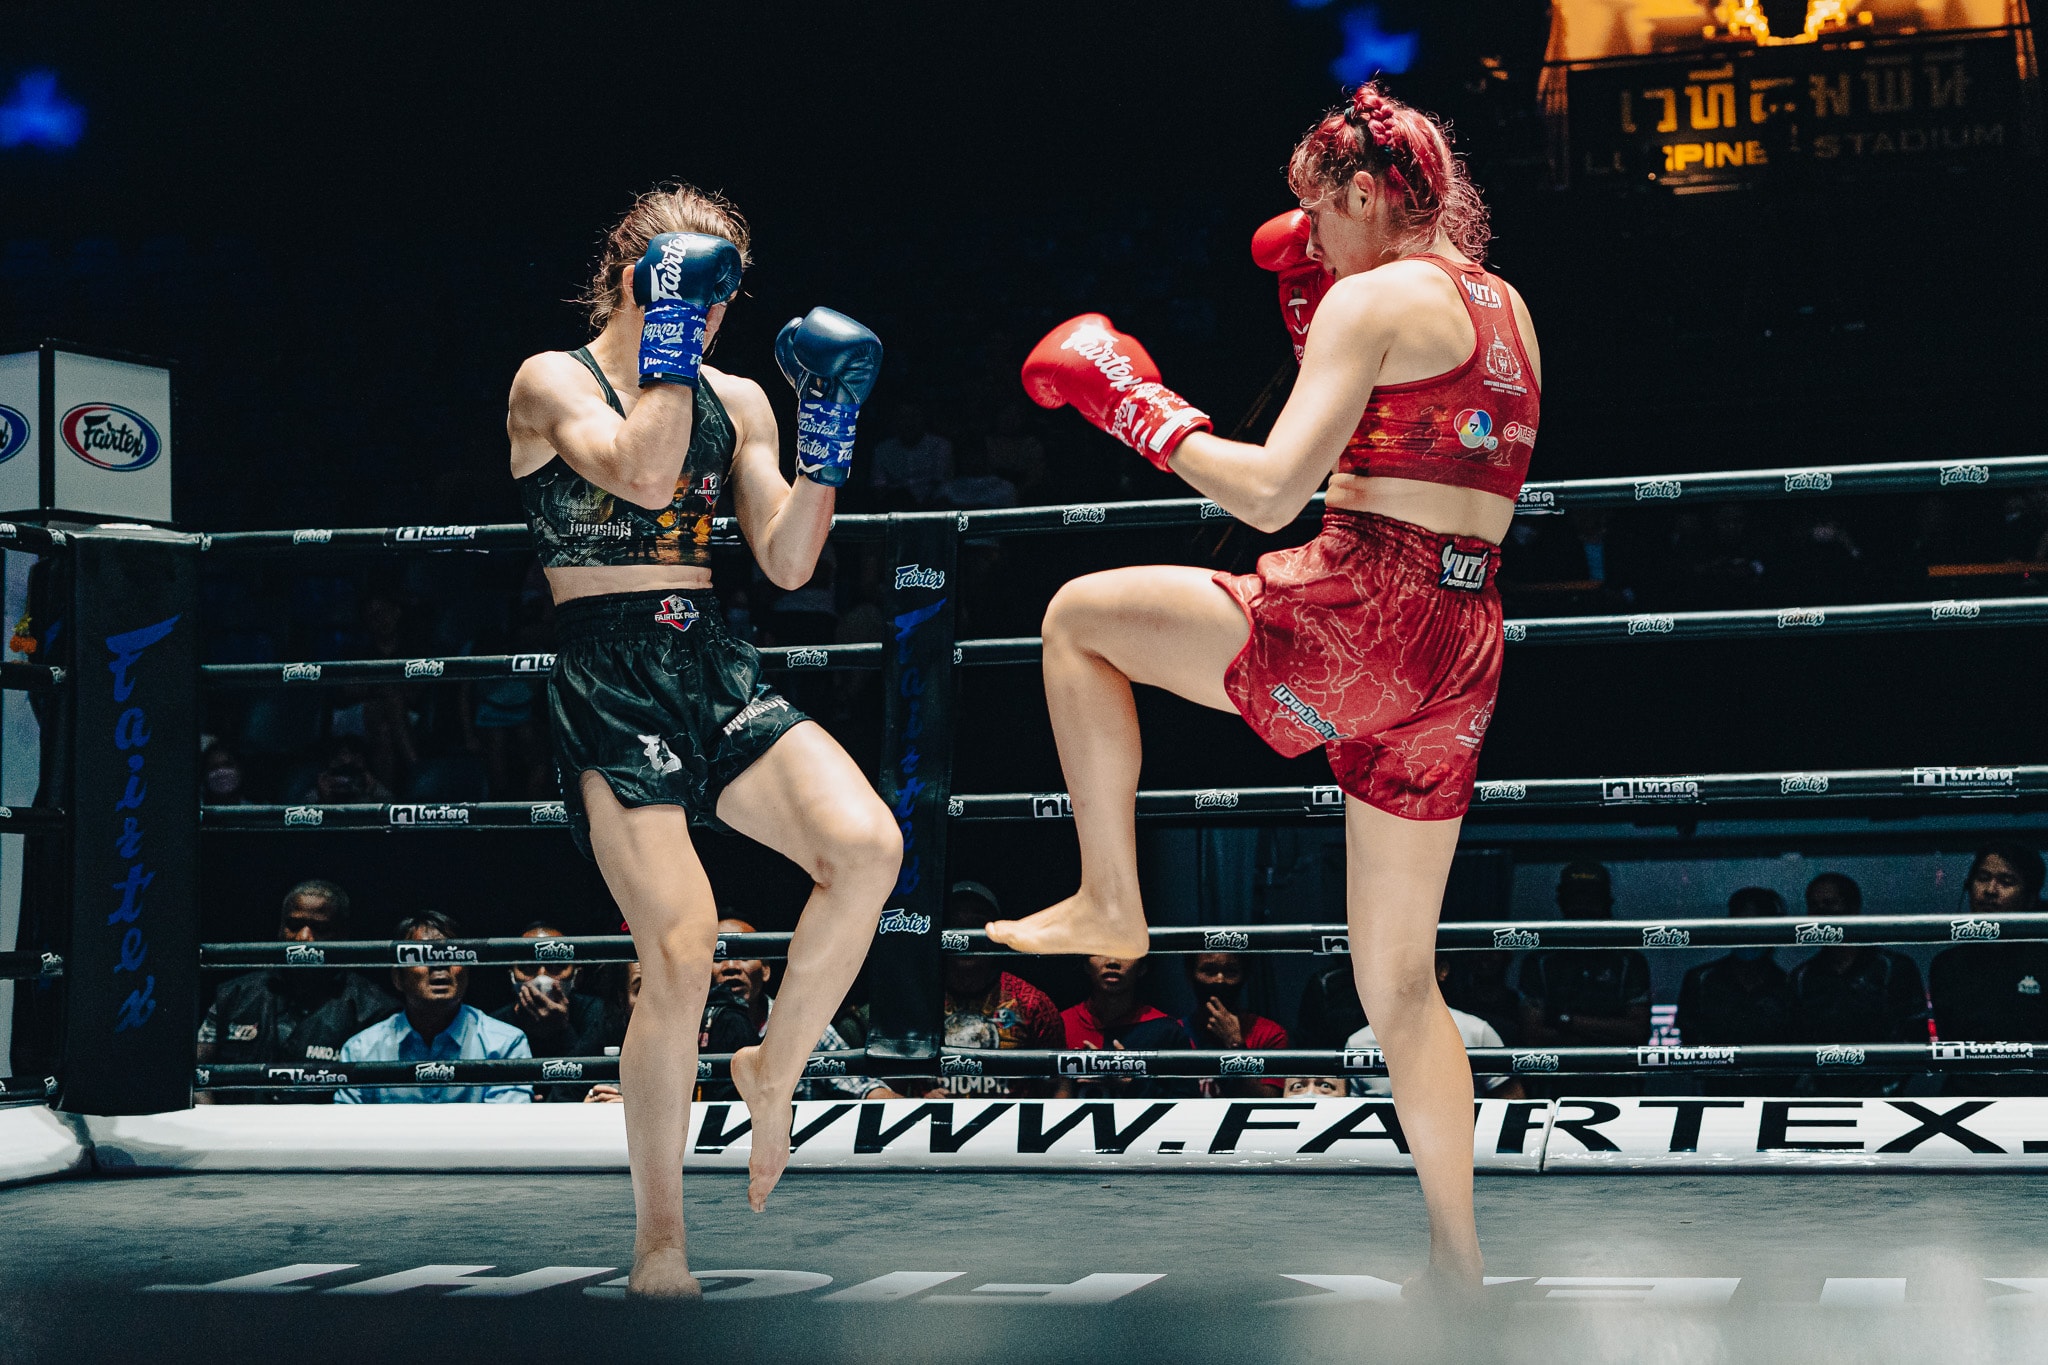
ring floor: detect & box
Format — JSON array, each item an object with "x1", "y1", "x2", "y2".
[{"x1": 4, "y1": 1168, "x2": 2046, "y2": 1363}]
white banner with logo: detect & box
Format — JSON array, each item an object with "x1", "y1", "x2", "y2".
[
  {"x1": 50, "y1": 350, "x2": 172, "y2": 522},
  {"x1": 0, "y1": 352, "x2": 37, "y2": 515},
  {"x1": 1544, "y1": 1096, "x2": 2048, "y2": 1170}
]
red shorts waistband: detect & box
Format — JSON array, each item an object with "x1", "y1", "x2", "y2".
[{"x1": 1315, "y1": 508, "x2": 1501, "y2": 592}]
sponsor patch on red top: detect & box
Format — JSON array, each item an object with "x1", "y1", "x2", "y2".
[{"x1": 61, "y1": 403, "x2": 162, "y2": 471}]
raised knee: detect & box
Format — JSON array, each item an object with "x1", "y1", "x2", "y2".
[
  {"x1": 817, "y1": 803, "x2": 902, "y2": 888},
  {"x1": 1043, "y1": 573, "x2": 1114, "y2": 646}
]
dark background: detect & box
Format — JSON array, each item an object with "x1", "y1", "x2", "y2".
[{"x1": 3, "y1": 2, "x2": 2044, "y2": 1012}]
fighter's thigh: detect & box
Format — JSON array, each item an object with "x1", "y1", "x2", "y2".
[
  {"x1": 1342, "y1": 797, "x2": 1462, "y2": 975},
  {"x1": 1043, "y1": 564, "x2": 1249, "y2": 712},
  {"x1": 579, "y1": 770, "x2": 718, "y2": 956},
  {"x1": 713, "y1": 721, "x2": 900, "y2": 877}
]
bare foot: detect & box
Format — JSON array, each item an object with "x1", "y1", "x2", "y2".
[
  {"x1": 629, "y1": 1247, "x2": 702, "y2": 1300},
  {"x1": 984, "y1": 892, "x2": 1150, "y2": 958},
  {"x1": 1401, "y1": 1255, "x2": 1485, "y2": 1304},
  {"x1": 730, "y1": 1044, "x2": 792, "y2": 1213}
]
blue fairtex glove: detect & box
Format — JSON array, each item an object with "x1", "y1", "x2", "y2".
[
  {"x1": 774, "y1": 307, "x2": 882, "y2": 487},
  {"x1": 632, "y1": 233, "x2": 744, "y2": 388}
]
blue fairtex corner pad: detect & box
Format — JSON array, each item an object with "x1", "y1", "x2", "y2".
[{"x1": 0, "y1": 1106, "x2": 90, "y2": 1187}]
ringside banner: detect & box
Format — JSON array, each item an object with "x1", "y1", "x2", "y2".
[{"x1": 0, "y1": 345, "x2": 174, "y2": 523}]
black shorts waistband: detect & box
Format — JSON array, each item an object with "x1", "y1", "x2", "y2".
[{"x1": 553, "y1": 589, "x2": 724, "y2": 639}]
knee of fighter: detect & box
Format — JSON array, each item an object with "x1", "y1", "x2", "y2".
[
  {"x1": 637, "y1": 933, "x2": 715, "y2": 986},
  {"x1": 1042, "y1": 574, "x2": 1110, "y2": 643},
  {"x1": 1356, "y1": 962, "x2": 1437, "y2": 1028},
  {"x1": 817, "y1": 803, "x2": 903, "y2": 887}
]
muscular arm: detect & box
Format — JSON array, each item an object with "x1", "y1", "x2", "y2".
[
  {"x1": 506, "y1": 351, "x2": 698, "y2": 511},
  {"x1": 722, "y1": 374, "x2": 836, "y2": 591},
  {"x1": 1162, "y1": 273, "x2": 1395, "y2": 533}
]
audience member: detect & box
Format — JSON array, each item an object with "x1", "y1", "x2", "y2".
[
  {"x1": 1788, "y1": 872, "x2": 1925, "y2": 1044},
  {"x1": 1180, "y1": 952, "x2": 1288, "y2": 1097},
  {"x1": 201, "y1": 742, "x2": 251, "y2": 805},
  {"x1": 1061, "y1": 953, "x2": 1191, "y2": 1096},
  {"x1": 711, "y1": 917, "x2": 897, "y2": 1100},
  {"x1": 293, "y1": 736, "x2": 394, "y2": 804},
  {"x1": 1438, "y1": 950, "x2": 1522, "y2": 1046},
  {"x1": 1293, "y1": 962, "x2": 1367, "y2": 1052},
  {"x1": 1676, "y1": 887, "x2": 1796, "y2": 1046},
  {"x1": 336, "y1": 911, "x2": 533, "y2": 1103},
  {"x1": 1930, "y1": 845, "x2": 2048, "y2": 1049},
  {"x1": 583, "y1": 961, "x2": 642, "y2": 1104},
  {"x1": 196, "y1": 880, "x2": 398, "y2": 1104},
  {"x1": 489, "y1": 920, "x2": 609, "y2": 1101},
  {"x1": 1517, "y1": 863, "x2": 1653, "y2": 1088},
  {"x1": 929, "y1": 883, "x2": 1062, "y2": 1097},
  {"x1": 871, "y1": 403, "x2": 953, "y2": 506},
  {"x1": 1348, "y1": 956, "x2": 1524, "y2": 1100},
  {"x1": 1282, "y1": 1076, "x2": 1347, "y2": 1098}
]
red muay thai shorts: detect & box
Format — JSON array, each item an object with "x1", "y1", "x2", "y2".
[{"x1": 1214, "y1": 509, "x2": 1503, "y2": 820}]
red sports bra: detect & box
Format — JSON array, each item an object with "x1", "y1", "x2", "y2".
[{"x1": 1335, "y1": 254, "x2": 1539, "y2": 500}]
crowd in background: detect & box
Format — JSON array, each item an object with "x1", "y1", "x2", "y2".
[{"x1": 197, "y1": 843, "x2": 2048, "y2": 1102}]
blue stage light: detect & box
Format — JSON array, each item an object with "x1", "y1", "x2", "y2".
[
  {"x1": 0, "y1": 70, "x2": 85, "y2": 150},
  {"x1": 1330, "y1": 6, "x2": 1419, "y2": 82}
]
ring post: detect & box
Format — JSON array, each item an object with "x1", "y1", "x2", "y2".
[
  {"x1": 60, "y1": 527, "x2": 199, "y2": 1115},
  {"x1": 866, "y1": 512, "x2": 957, "y2": 1061}
]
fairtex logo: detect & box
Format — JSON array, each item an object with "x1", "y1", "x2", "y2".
[
  {"x1": 1777, "y1": 609, "x2": 1825, "y2": 628},
  {"x1": 1062, "y1": 506, "x2": 1107, "y2": 525},
  {"x1": 1454, "y1": 409, "x2": 1498, "y2": 452},
  {"x1": 280, "y1": 663, "x2": 322, "y2": 682},
  {"x1": 1203, "y1": 929, "x2": 1250, "y2": 951},
  {"x1": 787, "y1": 648, "x2": 829, "y2": 668},
  {"x1": 1931, "y1": 601, "x2": 1981, "y2": 620},
  {"x1": 940, "y1": 930, "x2": 970, "y2": 952},
  {"x1": 61, "y1": 403, "x2": 162, "y2": 471},
  {"x1": 1939, "y1": 464, "x2": 1990, "y2": 486},
  {"x1": 413, "y1": 1063, "x2": 457, "y2": 1083},
  {"x1": 878, "y1": 908, "x2": 932, "y2": 935},
  {"x1": 1475, "y1": 782, "x2": 1527, "y2": 802},
  {"x1": 528, "y1": 803, "x2": 569, "y2": 825},
  {"x1": 941, "y1": 1054, "x2": 982, "y2": 1076},
  {"x1": 1780, "y1": 774, "x2": 1829, "y2": 794},
  {"x1": 291, "y1": 529, "x2": 334, "y2": 544},
  {"x1": 283, "y1": 944, "x2": 326, "y2": 965},
  {"x1": 403, "y1": 659, "x2": 445, "y2": 679},
  {"x1": 0, "y1": 405, "x2": 30, "y2": 464},
  {"x1": 540, "y1": 1061, "x2": 584, "y2": 1081},
  {"x1": 1200, "y1": 501, "x2": 1231, "y2": 519},
  {"x1": 1795, "y1": 923, "x2": 1845, "y2": 945},
  {"x1": 1503, "y1": 622, "x2": 1528, "y2": 643},
  {"x1": 1783, "y1": 471, "x2": 1833, "y2": 492},
  {"x1": 1634, "y1": 479, "x2": 1682, "y2": 500},
  {"x1": 1950, "y1": 918, "x2": 2001, "y2": 942},
  {"x1": 893, "y1": 564, "x2": 945, "y2": 591},
  {"x1": 1815, "y1": 1046, "x2": 1866, "y2": 1066},
  {"x1": 654, "y1": 594, "x2": 698, "y2": 633},
  {"x1": 282, "y1": 807, "x2": 324, "y2": 827},
  {"x1": 1642, "y1": 926, "x2": 1693, "y2": 947},
  {"x1": 1627, "y1": 615, "x2": 1675, "y2": 635},
  {"x1": 1493, "y1": 928, "x2": 1540, "y2": 949},
  {"x1": 1218, "y1": 1054, "x2": 1266, "y2": 1076},
  {"x1": 533, "y1": 939, "x2": 575, "y2": 962},
  {"x1": 1513, "y1": 1051, "x2": 1560, "y2": 1073},
  {"x1": 1193, "y1": 790, "x2": 1239, "y2": 810}
]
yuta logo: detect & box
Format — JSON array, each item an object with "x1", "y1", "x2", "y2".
[
  {"x1": 1453, "y1": 409, "x2": 1497, "y2": 452},
  {"x1": 0, "y1": 405, "x2": 28, "y2": 464},
  {"x1": 62, "y1": 403, "x2": 162, "y2": 471}
]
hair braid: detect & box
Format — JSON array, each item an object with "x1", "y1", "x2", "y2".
[{"x1": 1289, "y1": 82, "x2": 1489, "y2": 261}]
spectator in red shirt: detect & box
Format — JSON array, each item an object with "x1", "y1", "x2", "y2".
[
  {"x1": 1179, "y1": 952, "x2": 1289, "y2": 1097},
  {"x1": 1061, "y1": 953, "x2": 1190, "y2": 1096},
  {"x1": 930, "y1": 882, "x2": 1064, "y2": 1097}
]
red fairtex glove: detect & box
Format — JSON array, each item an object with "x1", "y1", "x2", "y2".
[
  {"x1": 1250, "y1": 210, "x2": 1332, "y2": 364},
  {"x1": 1020, "y1": 314, "x2": 1212, "y2": 471}
]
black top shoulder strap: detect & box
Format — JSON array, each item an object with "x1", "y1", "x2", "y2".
[{"x1": 568, "y1": 347, "x2": 625, "y2": 417}]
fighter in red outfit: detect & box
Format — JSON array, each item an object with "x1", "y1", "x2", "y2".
[{"x1": 985, "y1": 83, "x2": 1541, "y2": 1293}]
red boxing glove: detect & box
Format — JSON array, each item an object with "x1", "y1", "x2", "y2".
[
  {"x1": 1250, "y1": 210, "x2": 1332, "y2": 364},
  {"x1": 1021, "y1": 314, "x2": 1212, "y2": 471}
]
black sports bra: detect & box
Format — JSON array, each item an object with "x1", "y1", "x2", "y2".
[{"x1": 517, "y1": 347, "x2": 735, "y2": 568}]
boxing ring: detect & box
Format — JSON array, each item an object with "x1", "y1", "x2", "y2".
[{"x1": 6, "y1": 454, "x2": 2048, "y2": 1360}]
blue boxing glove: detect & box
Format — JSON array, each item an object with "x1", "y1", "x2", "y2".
[
  {"x1": 632, "y1": 233, "x2": 744, "y2": 388},
  {"x1": 774, "y1": 307, "x2": 883, "y2": 487}
]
